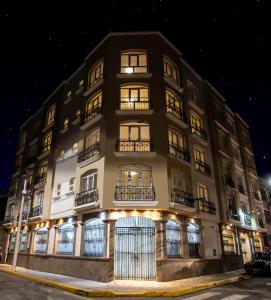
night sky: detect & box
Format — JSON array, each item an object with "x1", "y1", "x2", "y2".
[{"x1": 0, "y1": 0, "x2": 271, "y2": 191}]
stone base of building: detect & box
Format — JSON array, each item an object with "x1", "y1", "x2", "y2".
[{"x1": 220, "y1": 254, "x2": 243, "y2": 272}]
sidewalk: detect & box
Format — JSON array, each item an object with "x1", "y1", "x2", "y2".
[{"x1": 0, "y1": 264, "x2": 248, "y2": 297}]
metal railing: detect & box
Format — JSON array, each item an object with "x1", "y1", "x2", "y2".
[
  {"x1": 119, "y1": 97, "x2": 150, "y2": 110},
  {"x1": 116, "y1": 139, "x2": 153, "y2": 152},
  {"x1": 166, "y1": 104, "x2": 187, "y2": 123},
  {"x1": 171, "y1": 188, "x2": 194, "y2": 207},
  {"x1": 169, "y1": 143, "x2": 190, "y2": 162},
  {"x1": 115, "y1": 186, "x2": 155, "y2": 201},
  {"x1": 195, "y1": 160, "x2": 212, "y2": 176},
  {"x1": 29, "y1": 206, "x2": 43, "y2": 218},
  {"x1": 34, "y1": 173, "x2": 47, "y2": 185},
  {"x1": 77, "y1": 143, "x2": 100, "y2": 163},
  {"x1": 224, "y1": 175, "x2": 235, "y2": 188},
  {"x1": 196, "y1": 198, "x2": 216, "y2": 214},
  {"x1": 74, "y1": 189, "x2": 98, "y2": 207},
  {"x1": 190, "y1": 124, "x2": 208, "y2": 140},
  {"x1": 81, "y1": 105, "x2": 102, "y2": 125}
]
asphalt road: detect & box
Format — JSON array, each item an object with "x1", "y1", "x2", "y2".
[{"x1": 0, "y1": 272, "x2": 271, "y2": 300}]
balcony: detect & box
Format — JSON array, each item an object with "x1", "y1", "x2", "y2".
[
  {"x1": 118, "y1": 97, "x2": 151, "y2": 110},
  {"x1": 190, "y1": 124, "x2": 208, "y2": 141},
  {"x1": 77, "y1": 143, "x2": 100, "y2": 164},
  {"x1": 228, "y1": 208, "x2": 240, "y2": 222},
  {"x1": 224, "y1": 175, "x2": 235, "y2": 188},
  {"x1": 171, "y1": 188, "x2": 194, "y2": 208},
  {"x1": 116, "y1": 139, "x2": 153, "y2": 152},
  {"x1": 29, "y1": 206, "x2": 43, "y2": 218},
  {"x1": 195, "y1": 160, "x2": 212, "y2": 176},
  {"x1": 34, "y1": 173, "x2": 47, "y2": 186},
  {"x1": 196, "y1": 198, "x2": 216, "y2": 215},
  {"x1": 169, "y1": 143, "x2": 190, "y2": 162},
  {"x1": 4, "y1": 215, "x2": 14, "y2": 224},
  {"x1": 75, "y1": 189, "x2": 98, "y2": 207},
  {"x1": 243, "y1": 213, "x2": 252, "y2": 226},
  {"x1": 166, "y1": 104, "x2": 187, "y2": 124},
  {"x1": 81, "y1": 106, "x2": 102, "y2": 126},
  {"x1": 115, "y1": 186, "x2": 155, "y2": 202}
]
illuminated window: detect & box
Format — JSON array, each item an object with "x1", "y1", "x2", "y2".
[
  {"x1": 166, "y1": 220, "x2": 181, "y2": 257},
  {"x1": 63, "y1": 118, "x2": 69, "y2": 129},
  {"x1": 222, "y1": 229, "x2": 236, "y2": 254},
  {"x1": 187, "y1": 223, "x2": 200, "y2": 258},
  {"x1": 46, "y1": 104, "x2": 56, "y2": 127},
  {"x1": 34, "y1": 227, "x2": 48, "y2": 253},
  {"x1": 56, "y1": 223, "x2": 75, "y2": 255},
  {"x1": 38, "y1": 161, "x2": 48, "y2": 176},
  {"x1": 163, "y1": 56, "x2": 179, "y2": 83},
  {"x1": 72, "y1": 142, "x2": 78, "y2": 153},
  {"x1": 120, "y1": 84, "x2": 149, "y2": 110},
  {"x1": 194, "y1": 148, "x2": 205, "y2": 163},
  {"x1": 34, "y1": 192, "x2": 44, "y2": 207},
  {"x1": 190, "y1": 113, "x2": 202, "y2": 132},
  {"x1": 79, "y1": 79, "x2": 84, "y2": 87},
  {"x1": 60, "y1": 150, "x2": 65, "y2": 160},
  {"x1": 168, "y1": 129, "x2": 188, "y2": 161},
  {"x1": 84, "y1": 91, "x2": 102, "y2": 123},
  {"x1": 81, "y1": 170, "x2": 98, "y2": 192},
  {"x1": 85, "y1": 129, "x2": 100, "y2": 149},
  {"x1": 42, "y1": 131, "x2": 52, "y2": 152},
  {"x1": 197, "y1": 184, "x2": 209, "y2": 200},
  {"x1": 66, "y1": 90, "x2": 71, "y2": 98},
  {"x1": 89, "y1": 59, "x2": 103, "y2": 86},
  {"x1": 76, "y1": 109, "x2": 81, "y2": 118},
  {"x1": 166, "y1": 89, "x2": 184, "y2": 120},
  {"x1": 121, "y1": 51, "x2": 147, "y2": 73}
]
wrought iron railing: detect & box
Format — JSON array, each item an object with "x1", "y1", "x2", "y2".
[
  {"x1": 74, "y1": 189, "x2": 98, "y2": 207},
  {"x1": 81, "y1": 105, "x2": 102, "y2": 125},
  {"x1": 29, "y1": 206, "x2": 43, "y2": 218},
  {"x1": 116, "y1": 139, "x2": 153, "y2": 152},
  {"x1": 119, "y1": 97, "x2": 150, "y2": 110},
  {"x1": 169, "y1": 143, "x2": 190, "y2": 162},
  {"x1": 115, "y1": 186, "x2": 155, "y2": 201},
  {"x1": 224, "y1": 175, "x2": 235, "y2": 188},
  {"x1": 190, "y1": 124, "x2": 208, "y2": 140},
  {"x1": 77, "y1": 143, "x2": 100, "y2": 163},
  {"x1": 195, "y1": 160, "x2": 212, "y2": 176},
  {"x1": 34, "y1": 173, "x2": 47, "y2": 185},
  {"x1": 196, "y1": 198, "x2": 216, "y2": 214},
  {"x1": 171, "y1": 188, "x2": 194, "y2": 207},
  {"x1": 166, "y1": 104, "x2": 187, "y2": 123},
  {"x1": 244, "y1": 213, "x2": 252, "y2": 226}
]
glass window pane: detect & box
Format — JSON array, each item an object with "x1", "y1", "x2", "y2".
[
  {"x1": 130, "y1": 55, "x2": 138, "y2": 66},
  {"x1": 140, "y1": 126, "x2": 150, "y2": 139},
  {"x1": 120, "y1": 126, "x2": 129, "y2": 139},
  {"x1": 130, "y1": 127, "x2": 139, "y2": 140},
  {"x1": 121, "y1": 55, "x2": 129, "y2": 67},
  {"x1": 139, "y1": 54, "x2": 147, "y2": 66}
]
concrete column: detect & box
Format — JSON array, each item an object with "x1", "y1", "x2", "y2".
[
  {"x1": 47, "y1": 225, "x2": 56, "y2": 254},
  {"x1": 155, "y1": 220, "x2": 165, "y2": 259},
  {"x1": 74, "y1": 218, "x2": 83, "y2": 256},
  {"x1": 181, "y1": 223, "x2": 189, "y2": 258},
  {"x1": 107, "y1": 219, "x2": 116, "y2": 258}
]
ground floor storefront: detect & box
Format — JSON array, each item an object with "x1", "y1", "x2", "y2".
[{"x1": 5, "y1": 209, "x2": 223, "y2": 282}]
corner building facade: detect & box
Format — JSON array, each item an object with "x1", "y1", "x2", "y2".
[{"x1": 3, "y1": 32, "x2": 267, "y2": 282}]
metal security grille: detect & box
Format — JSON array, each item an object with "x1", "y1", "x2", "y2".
[
  {"x1": 188, "y1": 223, "x2": 200, "y2": 258},
  {"x1": 35, "y1": 228, "x2": 48, "y2": 253},
  {"x1": 115, "y1": 217, "x2": 156, "y2": 280},
  {"x1": 166, "y1": 220, "x2": 181, "y2": 257},
  {"x1": 57, "y1": 224, "x2": 75, "y2": 255}
]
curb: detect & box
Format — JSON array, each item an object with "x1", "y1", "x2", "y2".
[{"x1": 0, "y1": 268, "x2": 248, "y2": 297}]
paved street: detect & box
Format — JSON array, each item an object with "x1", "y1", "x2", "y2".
[{"x1": 0, "y1": 271, "x2": 271, "y2": 300}]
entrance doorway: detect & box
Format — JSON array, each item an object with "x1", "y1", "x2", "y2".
[
  {"x1": 240, "y1": 232, "x2": 252, "y2": 263},
  {"x1": 114, "y1": 216, "x2": 156, "y2": 280}
]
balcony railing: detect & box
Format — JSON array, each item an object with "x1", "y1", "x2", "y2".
[
  {"x1": 29, "y1": 206, "x2": 43, "y2": 218},
  {"x1": 81, "y1": 105, "x2": 102, "y2": 125},
  {"x1": 171, "y1": 188, "x2": 194, "y2": 207},
  {"x1": 224, "y1": 175, "x2": 235, "y2": 188},
  {"x1": 169, "y1": 143, "x2": 190, "y2": 162},
  {"x1": 4, "y1": 215, "x2": 14, "y2": 224},
  {"x1": 238, "y1": 184, "x2": 245, "y2": 194},
  {"x1": 166, "y1": 104, "x2": 187, "y2": 123},
  {"x1": 196, "y1": 198, "x2": 216, "y2": 215},
  {"x1": 34, "y1": 173, "x2": 47, "y2": 185},
  {"x1": 115, "y1": 186, "x2": 155, "y2": 201},
  {"x1": 116, "y1": 139, "x2": 153, "y2": 152},
  {"x1": 77, "y1": 143, "x2": 100, "y2": 163},
  {"x1": 119, "y1": 97, "x2": 150, "y2": 110},
  {"x1": 190, "y1": 124, "x2": 208, "y2": 141},
  {"x1": 195, "y1": 160, "x2": 212, "y2": 176},
  {"x1": 244, "y1": 213, "x2": 252, "y2": 226},
  {"x1": 75, "y1": 189, "x2": 98, "y2": 207},
  {"x1": 228, "y1": 208, "x2": 240, "y2": 221}
]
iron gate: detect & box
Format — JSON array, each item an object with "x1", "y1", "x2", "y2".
[{"x1": 114, "y1": 217, "x2": 156, "y2": 280}]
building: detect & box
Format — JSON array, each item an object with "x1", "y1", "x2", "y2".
[
  {"x1": 3, "y1": 32, "x2": 267, "y2": 282},
  {"x1": 0, "y1": 191, "x2": 8, "y2": 253}
]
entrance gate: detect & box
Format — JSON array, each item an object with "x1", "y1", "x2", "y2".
[{"x1": 114, "y1": 216, "x2": 156, "y2": 280}]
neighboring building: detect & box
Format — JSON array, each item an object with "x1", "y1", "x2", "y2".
[{"x1": 3, "y1": 32, "x2": 267, "y2": 282}]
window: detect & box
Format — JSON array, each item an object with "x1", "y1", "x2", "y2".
[
  {"x1": 118, "y1": 122, "x2": 151, "y2": 152},
  {"x1": 190, "y1": 113, "x2": 202, "y2": 133},
  {"x1": 89, "y1": 59, "x2": 103, "y2": 85},
  {"x1": 81, "y1": 170, "x2": 98, "y2": 192},
  {"x1": 115, "y1": 165, "x2": 154, "y2": 201},
  {"x1": 72, "y1": 142, "x2": 78, "y2": 153},
  {"x1": 197, "y1": 184, "x2": 209, "y2": 200},
  {"x1": 120, "y1": 84, "x2": 150, "y2": 110},
  {"x1": 9, "y1": 232, "x2": 17, "y2": 252},
  {"x1": 194, "y1": 148, "x2": 205, "y2": 163},
  {"x1": 168, "y1": 129, "x2": 188, "y2": 160},
  {"x1": 163, "y1": 56, "x2": 179, "y2": 83},
  {"x1": 66, "y1": 90, "x2": 71, "y2": 99},
  {"x1": 85, "y1": 129, "x2": 100, "y2": 149},
  {"x1": 166, "y1": 220, "x2": 181, "y2": 257},
  {"x1": 20, "y1": 230, "x2": 28, "y2": 252},
  {"x1": 79, "y1": 79, "x2": 84, "y2": 87},
  {"x1": 63, "y1": 118, "x2": 69, "y2": 129},
  {"x1": 187, "y1": 80, "x2": 199, "y2": 105},
  {"x1": 83, "y1": 219, "x2": 105, "y2": 257},
  {"x1": 166, "y1": 89, "x2": 184, "y2": 120},
  {"x1": 34, "y1": 192, "x2": 44, "y2": 207},
  {"x1": 56, "y1": 223, "x2": 75, "y2": 255},
  {"x1": 46, "y1": 104, "x2": 56, "y2": 127},
  {"x1": 38, "y1": 161, "x2": 48, "y2": 176},
  {"x1": 187, "y1": 223, "x2": 200, "y2": 258},
  {"x1": 34, "y1": 227, "x2": 48, "y2": 253},
  {"x1": 76, "y1": 110, "x2": 81, "y2": 118},
  {"x1": 69, "y1": 178, "x2": 75, "y2": 191},
  {"x1": 57, "y1": 183, "x2": 61, "y2": 196},
  {"x1": 84, "y1": 91, "x2": 102, "y2": 123},
  {"x1": 121, "y1": 51, "x2": 147, "y2": 73},
  {"x1": 222, "y1": 229, "x2": 236, "y2": 254},
  {"x1": 42, "y1": 131, "x2": 52, "y2": 152}
]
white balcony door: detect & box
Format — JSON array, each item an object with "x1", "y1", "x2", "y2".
[{"x1": 82, "y1": 172, "x2": 97, "y2": 192}]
